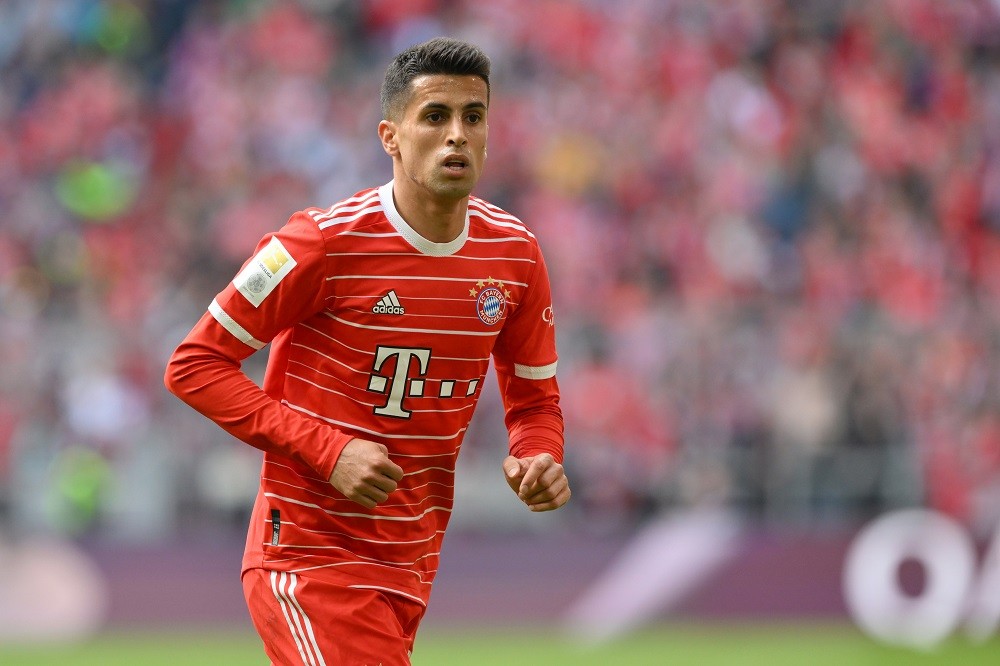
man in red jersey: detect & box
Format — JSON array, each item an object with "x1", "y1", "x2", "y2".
[{"x1": 164, "y1": 37, "x2": 570, "y2": 665}]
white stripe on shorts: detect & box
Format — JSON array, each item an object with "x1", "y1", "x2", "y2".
[{"x1": 270, "y1": 571, "x2": 327, "y2": 666}]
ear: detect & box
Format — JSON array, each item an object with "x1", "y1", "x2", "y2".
[{"x1": 378, "y1": 119, "x2": 399, "y2": 157}]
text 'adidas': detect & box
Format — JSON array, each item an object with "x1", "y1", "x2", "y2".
[{"x1": 373, "y1": 290, "x2": 405, "y2": 315}]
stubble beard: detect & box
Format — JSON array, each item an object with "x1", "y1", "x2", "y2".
[{"x1": 424, "y1": 167, "x2": 477, "y2": 202}]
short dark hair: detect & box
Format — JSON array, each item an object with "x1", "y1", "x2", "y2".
[{"x1": 380, "y1": 37, "x2": 491, "y2": 120}]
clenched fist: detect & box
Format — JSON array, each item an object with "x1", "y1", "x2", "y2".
[
  {"x1": 329, "y1": 438, "x2": 404, "y2": 509},
  {"x1": 503, "y1": 453, "x2": 571, "y2": 512}
]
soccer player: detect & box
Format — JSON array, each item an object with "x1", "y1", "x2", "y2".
[{"x1": 164, "y1": 37, "x2": 570, "y2": 665}]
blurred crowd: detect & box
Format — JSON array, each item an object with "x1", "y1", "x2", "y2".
[{"x1": 2, "y1": 0, "x2": 1000, "y2": 541}]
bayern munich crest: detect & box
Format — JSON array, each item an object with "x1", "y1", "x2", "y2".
[{"x1": 470, "y1": 277, "x2": 510, "y2": 326}]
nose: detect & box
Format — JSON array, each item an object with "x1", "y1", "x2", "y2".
[{"x1": 447, "y1": 117, "x2": 467, "y2": 146}]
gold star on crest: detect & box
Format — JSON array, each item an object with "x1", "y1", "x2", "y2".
[
  {"x1": 495, "y1": 280, "x2": 513, "y2": 299},
  {"x1": 469, "y1": 287, "x2": 478, "y2": 296},
  {"x1": 476, "y1": 280, "x2": 485, "y2": 289}
]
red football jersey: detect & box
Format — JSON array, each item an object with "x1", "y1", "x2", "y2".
[{"x1": 165, "y1": 183, "x2": 563, "y2": 606}]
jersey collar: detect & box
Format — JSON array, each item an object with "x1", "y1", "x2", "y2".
[{"x1": 378, "y1": 182, "x2": 469, "y2": 256}]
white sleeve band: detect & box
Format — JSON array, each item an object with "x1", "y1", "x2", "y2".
[
  {"x1": 513, "y1": 361, "x2": 557, "y2": 380},
  {"x1": 209, "y1": 299, "x2": 266, "y2": 350}
]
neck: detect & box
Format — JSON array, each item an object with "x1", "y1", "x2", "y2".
[{"x1": 391, "y1": 180, "x2": 469, "y2": 244}]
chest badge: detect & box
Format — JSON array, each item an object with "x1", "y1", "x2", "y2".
[{"x1": 470, "y1": 277, "x2": 510, "y2": 326}]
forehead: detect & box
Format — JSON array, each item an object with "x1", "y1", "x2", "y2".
[{"x1": 404, "y1": 74, "x2": 489, "y2": 111}]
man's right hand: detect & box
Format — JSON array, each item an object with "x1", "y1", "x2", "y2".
[{"x1": 328, "y1": 438, "x2": 404, "y2": 509}]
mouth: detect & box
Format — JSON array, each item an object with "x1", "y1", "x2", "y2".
[{"x1": 442, "y1": 154, "x2": 470, "y2": 173}]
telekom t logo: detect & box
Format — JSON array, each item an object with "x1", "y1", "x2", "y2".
[{"x1": 367, "y1": 346, "x2": 431, "y2": 418}]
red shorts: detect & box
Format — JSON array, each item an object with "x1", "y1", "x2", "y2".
[{"x1": 242, "y1": 568, "x2": 425, "y2": 666}]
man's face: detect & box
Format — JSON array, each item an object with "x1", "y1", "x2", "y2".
[{"x1": 382, "y1": 74, "x2": 489, "y2": 202}]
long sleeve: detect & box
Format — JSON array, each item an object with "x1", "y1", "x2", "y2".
[
  {"x1": 164, "y1": 212, "x2": 355, "y2": 480},
  {"x1": 492, "y1": 240, "x2": 564, "y2": 463}
]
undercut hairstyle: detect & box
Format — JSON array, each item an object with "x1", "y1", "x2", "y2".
[{"x1": 380, "y1": 37, "x2": 491, "y2": 120}]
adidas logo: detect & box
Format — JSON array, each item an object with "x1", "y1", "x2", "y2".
[{"x1": 373, "y1": 290, "x2": 404, "y2": 315}]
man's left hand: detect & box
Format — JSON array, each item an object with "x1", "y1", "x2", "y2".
[{"x1": 503, "y1": 453, "x2": 571, "y2": 512}]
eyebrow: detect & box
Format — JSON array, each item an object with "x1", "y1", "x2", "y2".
[{"x1": 421, "y1": 101, "x2": 488, "y2": 113}]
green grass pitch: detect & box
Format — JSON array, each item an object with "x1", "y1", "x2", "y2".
[{"x1": 0, "y1": 624, "x2": 997, "y2": 665}]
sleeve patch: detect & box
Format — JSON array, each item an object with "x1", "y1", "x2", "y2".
[{"x1": 234, "y1": 236, "x2": 297, "y2": 308}]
